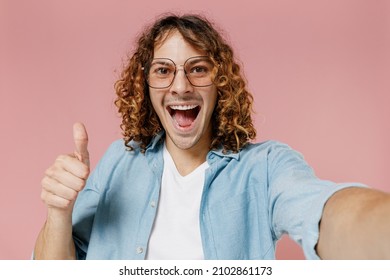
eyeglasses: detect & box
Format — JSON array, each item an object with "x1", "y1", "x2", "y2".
[{"x1": 144, "y1": 56, "x2": 215, "y2": 89}]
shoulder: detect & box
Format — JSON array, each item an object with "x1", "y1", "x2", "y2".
[
  {"x1": 100, "y1": 139, "x2": 129, "y2": 162},
  {"x1": 243, "y1": 140, "x2": 291, "y2": 151},
  {"x1": 94, "y1": 139, "x2": 145, "y2": 173},
  {"x1": 241, "y1": 140, "x2": 302, "y2": 159},
  {"x1": 212, "y1": 140, "x2": 298, "y2": 162},
  {"x1": 240, "y1": 140, "x2": 309, "y2": 174},
  {"x1": 106, "y1": 139, "x2": 127, "y2": 153}
]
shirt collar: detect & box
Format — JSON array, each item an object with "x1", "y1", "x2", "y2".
[
  {"x1": 208, "y1": 148, "x2": 240, "y2": 160},
  {"x1": 145, "y1": 131, "x2": 165, "y2": 152}
]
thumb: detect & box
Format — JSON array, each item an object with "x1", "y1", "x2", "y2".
[{"x1": 73, "y1": 122, "x2": 90, "y2": 166}]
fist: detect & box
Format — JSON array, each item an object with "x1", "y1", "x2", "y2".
[{"x1": 40, "y1": 123, "x2": 90, "y2": 212}]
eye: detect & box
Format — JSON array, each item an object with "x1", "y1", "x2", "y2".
[
  {"x1": 190, "y1": 66, "x2": 208, "y2": 74},
  {"x1": 185, "y1": 57, "x2": 214, "y2": 77},
  {"x1": 155, "y1": 67, "x2": 171, "y2": 75},
  {"x1": 188, "y1": 63, "x2": 213, "y2": 77},
  {"x1": 150, "y1": 64, "x2": 174, "y2": 77}
]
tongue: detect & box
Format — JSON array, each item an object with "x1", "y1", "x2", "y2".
[{"x1": 173, "y1": 109, "x2": 198, "y2": 127}]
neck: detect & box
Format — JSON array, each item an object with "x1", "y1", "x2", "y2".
[{"x1": 165, "y1": 138, "x2": 210, "y2": 177}]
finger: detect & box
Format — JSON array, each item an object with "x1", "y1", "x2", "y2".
[
  {"x1": 49, "y1": 155, "x2": 89, "y2": 180},
  {"x1": 44, "y1": 164, "x2": 87, "y2": 192},
  {"x1": 41, "y1": 176, "x2": 79, "y2": 201},
  {"x1": 41, "y1": 189, "x2": 74, "y2": 210},
  {"x1": 73, "y1": 122, "x2": 90, "y2": 166}
]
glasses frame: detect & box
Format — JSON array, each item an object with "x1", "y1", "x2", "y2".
[{"x1": 143, "y1": 56, "x2": 216, "y2": 89}]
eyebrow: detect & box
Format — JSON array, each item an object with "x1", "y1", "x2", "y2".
[
  {"x1": 150, "y1": 60, "x2": 173, "y2": 65},
  {"x1": 152, "y1": 57, "x2": 211, "y2": 66},
  {"x1": 186, "y1": 57, "x2": 210, "y2": 65}
]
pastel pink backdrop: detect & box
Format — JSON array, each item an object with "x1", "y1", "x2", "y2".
[{"x1": 1, "y1": 0, "x2": 389, "y2": 259}]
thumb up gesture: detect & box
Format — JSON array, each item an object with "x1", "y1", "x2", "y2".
[
  {"x1": 41, "y1": 123, "x2": 90, "y2": 214},
  {"x1": 73, "y1": 123, "x2": 90, "y2": 166}
]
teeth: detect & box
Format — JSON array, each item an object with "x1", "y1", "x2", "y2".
[{"x1": 169, "y1": 105, "x2": 198, "y2": 111}]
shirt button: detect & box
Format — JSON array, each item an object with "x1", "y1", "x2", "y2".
[
  {"x1": 150, "y1": 201, "x2": 156, "y2": 208},
  {"x1": 136, "y1": 247, "x2": 144, "y2": 254}
]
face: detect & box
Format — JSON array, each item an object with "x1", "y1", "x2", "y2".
[{"x1": 149, "y1": 31, "x2": 218, "y2": 154}]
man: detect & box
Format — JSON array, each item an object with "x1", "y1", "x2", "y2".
[{"x1": 34, "y1": 14, "x2": 390, "y2": 260}]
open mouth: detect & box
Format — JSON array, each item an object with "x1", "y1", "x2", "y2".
[{"x1": 167, "y1": 105, "x2": 201, "y2": 128}]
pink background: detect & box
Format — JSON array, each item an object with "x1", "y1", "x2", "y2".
[{"x1": 1, "y1": 0, "x2": 389, "y2": 259}]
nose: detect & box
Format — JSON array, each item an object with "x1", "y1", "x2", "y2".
[{"x1": 169, "y1": 66, "x2": 193, "y2": 94}]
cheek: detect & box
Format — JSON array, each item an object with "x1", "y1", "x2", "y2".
[
  {"x1": 149, "y1": 93, "x2": 163, "y2": 114},
  {"x1": 206, "y1": 89, "x2": 218, "y2": 113}
]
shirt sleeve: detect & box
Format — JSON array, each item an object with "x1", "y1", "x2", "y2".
[
  {"x1": 266, "y1": 142, "x2": 367, "y2": 259},
  {"x1": 72, "y1": 158, "x2": 101, "y2": 260}
]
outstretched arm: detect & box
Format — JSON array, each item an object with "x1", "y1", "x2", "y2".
[{"x1": 317, "y1": 187, "x2": 390, "y2": 259}]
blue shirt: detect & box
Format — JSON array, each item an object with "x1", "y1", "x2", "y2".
[{"x1": 72, "y1": 133, "x2": 364, "y2": 259}]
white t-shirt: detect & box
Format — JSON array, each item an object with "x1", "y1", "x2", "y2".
[{"x1": 145, "y1": 144, "x2": 208, "y2": 260}]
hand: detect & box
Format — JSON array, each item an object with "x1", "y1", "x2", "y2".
[{"x1": 40, "y1": 123, "x2": 90, "y2": 215}]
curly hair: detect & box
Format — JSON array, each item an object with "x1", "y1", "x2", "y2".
[{"x1": 114, "y1": 13, "x2": 256, "y2": 153}]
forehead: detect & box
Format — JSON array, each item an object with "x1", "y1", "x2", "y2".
[{"x1": 153, "y1": 30, "x2": 206, "y2": 60}]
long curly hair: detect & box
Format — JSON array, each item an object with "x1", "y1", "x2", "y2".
[{"x1": 114, "y1": 13, "x2": 256, "y2": 153}]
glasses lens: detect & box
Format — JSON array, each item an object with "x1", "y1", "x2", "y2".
[
  {"x1": 184, "y1": 57, "x2": 214, "y2": 87},
  {"x1": 147, "y1": 59, "x2": 175, "y2": 88}
]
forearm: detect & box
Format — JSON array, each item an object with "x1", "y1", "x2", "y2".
[
  {"x1": 34, "y1": 210, "x2": 76, "y2": 260},
  {"x1": 317, "y1": 187, "x2": 390, "y2": 259}
]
